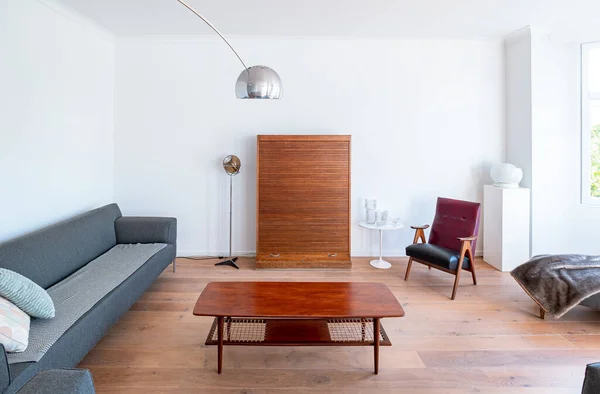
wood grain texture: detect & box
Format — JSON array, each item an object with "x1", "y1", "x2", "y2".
[
  {"x1": 79, "y1": 257, "x2": 600, "y2": 393},
  {"x1": 256, "y1": 135, "x2": 351, "y2": 269},
  {"x1": 193, "y1": 282, "x2": 404, "y2": 318}
]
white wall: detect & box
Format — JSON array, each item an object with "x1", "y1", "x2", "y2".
[
  {"x1": 114, "y1": 37, "x2": 504, "y2": 257},
  {"x1": 503, "y1": 27, "x2": 600, "y2": 255},
  {"x1": 505, "y1": 28, "x2": 533, "y2": 189},
  {"x1": 0, "y1": 0, "x2": 115, "y2": 242},
  {"x1": 504, "y1": 27, "x2": 533, "y2": 257},
  {"x1": 530, "y1": 31, "x2": 600, "y2": 255}
]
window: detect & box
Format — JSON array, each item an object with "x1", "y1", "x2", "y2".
[{"x1": 581, "y1": 42, "x2": 600, "y2": 205}]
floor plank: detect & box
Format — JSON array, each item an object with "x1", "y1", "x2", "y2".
[{"x1": 79, "y1": 257, "x2": 600, "y2": 393}]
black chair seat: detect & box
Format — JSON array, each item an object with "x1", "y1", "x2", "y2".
[{"x1": 406, "y1": 243, "x2": 470, "y2": 271}]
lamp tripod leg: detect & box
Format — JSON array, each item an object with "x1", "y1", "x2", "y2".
[{"x1": 215, "y1": 257, "x2": 239, "y2": 269}]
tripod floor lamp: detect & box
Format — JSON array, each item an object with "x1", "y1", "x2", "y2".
[{"x1": 216, "y1": 155, "x2": 241, "y2": 269}]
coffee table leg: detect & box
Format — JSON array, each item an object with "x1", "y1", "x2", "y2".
[
  {"x1": 373, "y1": 318, "x2": 380, "y2": 374},
  {"x1": 218, "y1": 316, "x2": 224, "y2": 374}
]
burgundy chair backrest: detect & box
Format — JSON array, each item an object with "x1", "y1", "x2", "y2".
[{"x1": 428, "y1": 197, "x2": 481, "y2": 253}]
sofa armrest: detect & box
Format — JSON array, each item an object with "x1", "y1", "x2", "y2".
[
  {"x1": 583, "y1": 362, "x2": 600, "y2": 394},
  {"x1": 0, "y1": 345, "x2": 9, "y2": 394},
  {"x1": 115, "y1": 217, "x2": 177, "y2": 245},
  {"x1": 16, "y1": 369, "x2": 95, "y2": 394}
]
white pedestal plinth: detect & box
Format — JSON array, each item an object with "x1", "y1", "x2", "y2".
[{"x1": 483, "y1": 185, "x2": 530, "y2": 272}]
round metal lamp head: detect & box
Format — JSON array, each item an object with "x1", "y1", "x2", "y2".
[
  {"x1": 223, "y1": 155, "x2": 241, "y2": 176},
  {"x1": 236, "y1": 66, "x2": 282, "y2": 99}
]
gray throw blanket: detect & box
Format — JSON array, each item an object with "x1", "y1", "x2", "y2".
[
  {"x1": 7, "y1": 243, "x2": 166, "y2": 364},
  {"x1": 511, "y1": 254, "x2": 600, "y2": 318}
]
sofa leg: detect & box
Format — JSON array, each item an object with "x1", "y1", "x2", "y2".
[{"x1": 172, "y1": 259, "x2": 176, "y2": 273}]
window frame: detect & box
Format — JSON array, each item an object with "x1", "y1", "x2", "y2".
[{"x1": 581, "y1": 42, "x2": 600, "y2": 206}]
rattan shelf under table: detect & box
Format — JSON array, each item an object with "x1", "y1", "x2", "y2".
[{"x1": 205, "y1": 317, "x2": 392, "y2": 346}]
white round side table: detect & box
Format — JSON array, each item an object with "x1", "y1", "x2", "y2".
[{"x1": 358, "y1": 221, "x2": 405, "y2": 269}]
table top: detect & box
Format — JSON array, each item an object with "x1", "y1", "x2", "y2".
[
  {"x1": 358, "y1": 221, "x2": 405, "y2": 231},
  {"x1": 193, "y1": 282, "x2": 405, "y2": 319}
]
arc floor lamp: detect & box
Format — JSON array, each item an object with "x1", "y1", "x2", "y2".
[
  {"x1": 176, "y1": 0, "x2": 282, "y2": 99},
  {"x1": 176, "y1": 1, "x2": 281, "y2": 268}
]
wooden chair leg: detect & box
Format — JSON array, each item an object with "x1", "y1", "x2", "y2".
[
  {"x1": 539, "y1": 307, "x2": 545, "y2": 319},
  {"x1": 451, "y1": 268, "x2": 462, "y2": 300},
  {"x1": 451, "y1": 241, "x2": 470, "y2": 300},
  {"x1": 467, "y1": 249, "x2": 477, "y2": 285},
  {"x1": 404, "y1": 257, "x2": 413, "y2": 281}
]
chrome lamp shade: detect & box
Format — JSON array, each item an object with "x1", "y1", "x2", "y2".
[
  {"x1": 236, "y1": 66, "x2": 282, "y2": 99},
  {"x1": 176, "y1": 0, "x2": 282, "y2": 100}
]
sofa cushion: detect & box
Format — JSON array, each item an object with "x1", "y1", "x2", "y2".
[
  {"x1": 0, "y1": 297, "x2": 30, "y2": 353},
  {"x1": 6, "y1": 244, "x2": 176, "y2": 394},
  {"x1": 7, "y1": 244, "x2": 166, "y2": 364},
  {"x1": 0, "y1": 270, "x2": 54, "y2": 319},
  {"x1": 406, "y1": 243, "x2": 471, "y2": 271},
  {"x1": 0, "y1": 204, "x2": 122, "y2": 290}
]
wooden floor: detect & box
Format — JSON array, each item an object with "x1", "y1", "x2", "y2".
[{"x1": 79, "y1": 257, "x2": 600, "y2": 393}]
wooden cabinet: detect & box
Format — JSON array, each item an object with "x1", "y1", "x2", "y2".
[{"x1": 256, "y1": 135, "x2": 351, "y2": 269}]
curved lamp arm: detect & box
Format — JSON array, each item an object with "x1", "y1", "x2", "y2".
[{"x1": 176, "y1": 0, "x2": 249, "y2": 71}]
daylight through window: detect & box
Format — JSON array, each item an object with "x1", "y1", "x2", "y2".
[{"x1": 581, "y1": 43, "x2": 600, "y2": 204}]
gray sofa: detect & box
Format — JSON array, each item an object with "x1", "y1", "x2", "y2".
[
  {"x1": 0, "y1": 203, "x2": 176, "y2": 393},
  {"x1": 583, "y1": 363, "x2": 600, "y2": 394}
]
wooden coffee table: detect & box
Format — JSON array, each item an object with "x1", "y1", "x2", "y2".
[{"x1": 193, "y1": 282, "x2": 405, "y2": 374}]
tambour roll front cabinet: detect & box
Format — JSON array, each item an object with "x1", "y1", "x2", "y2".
[{"x1": 256, "y1": 135, "x2": 351, "y2": 269}]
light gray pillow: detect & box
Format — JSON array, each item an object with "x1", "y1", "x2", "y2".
[{"x1": 0, "y1": 269, "x2": 55, "y2": 319}]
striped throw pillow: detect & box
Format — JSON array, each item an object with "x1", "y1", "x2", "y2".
[{"x1": 0, "y1": 269, "x2": 55, "y2": 319}]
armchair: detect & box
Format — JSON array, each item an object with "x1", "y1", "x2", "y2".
[{"x1": 404, "y1": 197, "x2": 481, "y2": 300}]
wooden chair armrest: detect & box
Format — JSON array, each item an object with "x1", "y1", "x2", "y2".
[
  {"x1": 410, "y1": 225, "x2": 429, "y2": 244},
  {"x1": 457, "y1": 235, "x2": 477, "y2": 242}
]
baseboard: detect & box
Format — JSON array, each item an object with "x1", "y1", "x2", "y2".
[
  {"x1": 177, "y1": 250, "x2": 483, "y2": 258},
  {"x1": 177, "y1": 251, "x2": 256, "y2": 258}
]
